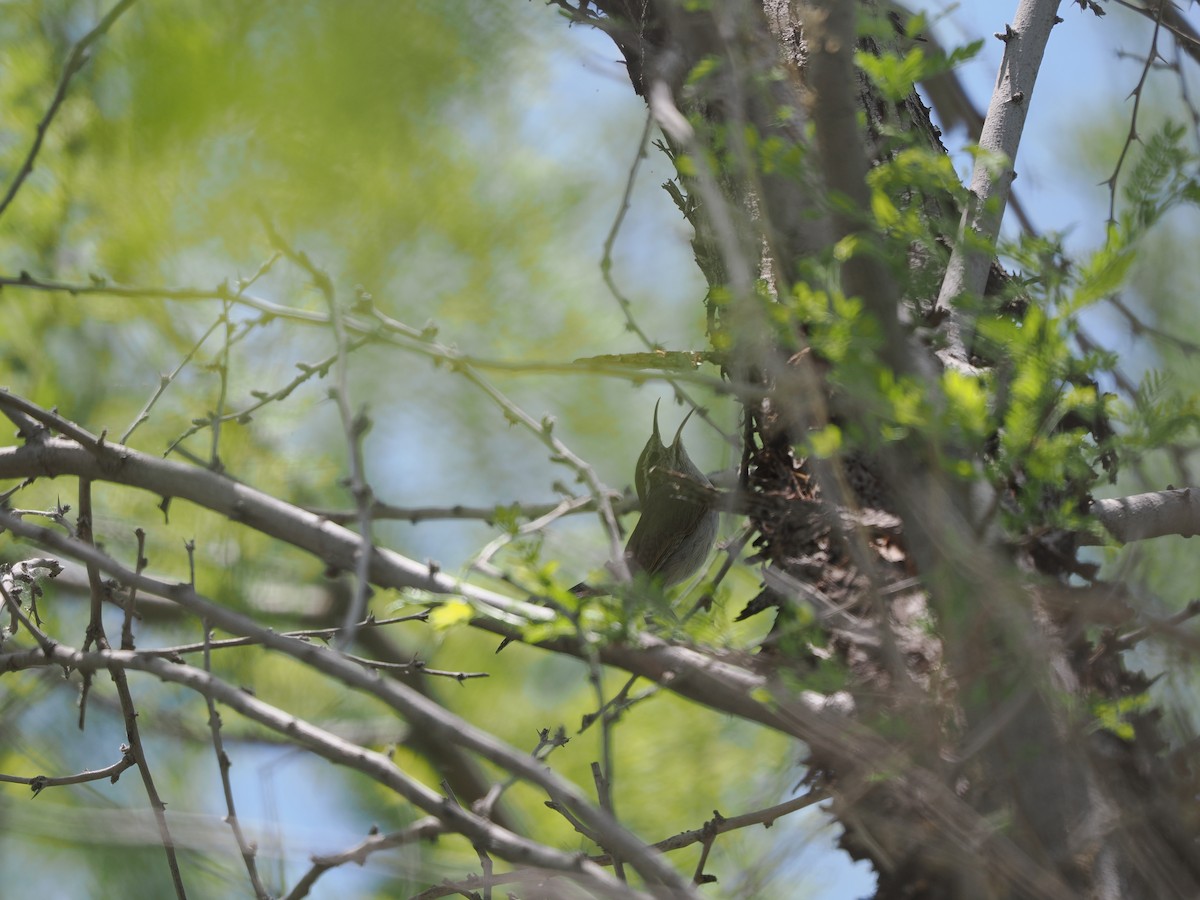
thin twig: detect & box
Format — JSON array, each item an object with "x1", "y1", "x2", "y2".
[
  {"x1": 121, "y1": 315, "x2": 224, "y2": 444},
  {"x1": 261, "y1": 222, "x2": 385, "y2": 647},
  {"x1": 473, "y1": 726, "x2": 571, "y2": 823},
  {"x1": 0, "y1": 745, "x2": 136, "y2": 795},
  {"x1": 0, "y1": 569, "x2": 60, "y2": 654},
  {"x1": 0, "y1": 271, "x2": 735, "y2": 394},
  {"x1": 77, "y1": 480, "x2": 187, "y2": 898},
  {"x1": 599, "y1": 110, "x2": 730, "y2": 443},
  {"x1": 138, "y1": 611, "x2": 431, "y2": 658},
  {"x1": 208, "y1": 301, "x2": 234, "y2": 468},
  {"x1": 1115, "y1": 598, "x2": 1200, "y2": 650},
  {"x1": 341, "y1": 652, "x2": 489, "y2": 681},
  {"x1": 0, "y1": 0, "x2": 141, "y2": 221},
  {"x1": 121, "y1": 528, "x2": 147, "y2": 651},
  {"x1": 164, "y1": 337, "x2": 371, "y2": 456},
  {"x1": 415, "y1": 789, "x2": 829, "y2": 898},
  {"x1": 198, "y1": 538, "x2": 270, "y2": 900},
  {"x1": 1103, "y1": 0, "x2": 1167, "y2": 226},
  {"x1": 0, "y1": 515, "x2": 696, "y2": 893},
  {"x1": 579, "y1": 674, "x2": 651, "y2": 735},
  {"x1": 282, "y1": 818, "x2": 443, "y2": 900},
  {"x1": 313, "y1": 491, "x2": 633, "y2": 526},
  {"x1": 468, "y1": 494, "x2": 602, "y2": 572},
  {"x1": 2, "y1": 641, "x2": 648, "y2": 899}
]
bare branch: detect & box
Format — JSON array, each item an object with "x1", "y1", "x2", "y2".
[
  {"x1": 77, "y1": 479, "x2": 186, "y2": 899},
  {"x1": 1102, "y1": 0, "x2": 1167, "y2": 225},
  {"x1": 0, "y1": 0, "x2": 140, "y2": 221},
  {"x1": 309, "y1": 493, "x2": 631, "y2": 527},
  {"x1": 0, "y1": 519, "x2": 695, "y2": 894},
  {"x1": 1, "y1": 642, "x2": 674, "y2": 899},
  {"x1": 935, "y1": 0, "x2": 1063, "y2": 359},
  {"x1": 0, "y1": 745, "x2": 136, "y2": 795},
  {"x1": 0, "y1": 271, "x2": 740, "y2": 402},
  {"x1": 201, "y1": 613, "x2": 270, "y2": 900},
  {"x1": 261, "y1": 223, "x2": 377, "y2": 645},
  {"x1": 283, "y1": 818, "x2": 444, "y2": 900},
  {"x1": 1089, "y1": 487, "x2": 1200, "y2": 543},
  {"x1": 0, "y1": 429, "x2": 552, "y2": 626},
  {"x1": 139, "y1": 612, "x2": 430, "y2": 659}
]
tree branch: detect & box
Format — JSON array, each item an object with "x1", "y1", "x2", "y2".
[
  {"x1": 0, "y1": 0, "x2": 140, "y2": 221},
  {"x1": 0, "y1": 515, "x2": 696, "y2": 895},
  {"x1": 934, "y1": 0, "x2": 1062, "y2": 357},
  {"x1": 1, "y1": 643, "x2": 656, "y2": 898},
  {"x1": 0, "y1": 432, "x2": 551, "y2": 626},
  {"x1": 1089, "y1": 487, "x2": 1200, "y2": 543}
]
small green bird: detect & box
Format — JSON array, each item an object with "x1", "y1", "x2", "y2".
[{"x1": 622, "y1": 400, "x2": 719, "y2": 587}]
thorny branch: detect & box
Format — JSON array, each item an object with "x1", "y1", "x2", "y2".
[
  {"x1": 0, "y1": 512, "x2": 695, "y2": 894},
  {"x1": 77, "y1": 479, "x2": 187, "y2": 899},
  {"x1": 0, "y1": 0, "x2": 140, "y2": 221},
  {"x1": 0, "y1": 641, "x2": 674, "y2": 899},
  {"x1": 0, "y1": 745, "x2": 136, "y2": 796},
  {"x1": 1103, "y1": 0, "x2": 1168, "y2": 225},
  {"x1": 262, "y1": 221, "x2": 377, "y2": 646}
]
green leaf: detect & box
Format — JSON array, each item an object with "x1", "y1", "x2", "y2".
[
  {"x1": 428, "y1": 600, "x2": 474, "y2": 630},
  {"x1": 808, "y1": 424, "x2": 843, "y2": 458}
]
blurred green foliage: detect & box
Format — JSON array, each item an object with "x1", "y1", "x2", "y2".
[{"x1": 0, "y1": 2, "x2": 780, "y2": 897}]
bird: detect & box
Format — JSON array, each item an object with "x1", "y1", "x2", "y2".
[
  {"x1": 623, "y1": 400, "x2": 719, "y2": 585},
  {"x1": 497, "y1": 402, "x2": 719, "y2": 652},
  {"x1": 578, "y1": 400, "x2": 719, "y2": 594}
]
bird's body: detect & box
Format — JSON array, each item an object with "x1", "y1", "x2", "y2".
[
  {"x1": 496, "y1": 403, "x2": 718, "y2": 650},
  {"x1": 571, "y1": 401, "x2": 718, "y2": 597},
  {"x1": 622, "y1": 403, "x2": 719, "y2": 587}
]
